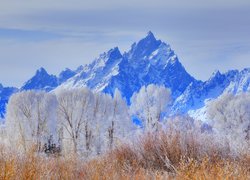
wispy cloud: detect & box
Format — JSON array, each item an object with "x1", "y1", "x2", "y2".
[
  {"x1": 0, "y1": 0, "x2": 250, "y2": 86},
  {"x1": 0, "y1": 28, "x2": 63, "y2": 42}
]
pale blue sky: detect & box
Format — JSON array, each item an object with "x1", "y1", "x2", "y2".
[{"x1": 0, "y1": 0, "x2": 250, "y2": 87}]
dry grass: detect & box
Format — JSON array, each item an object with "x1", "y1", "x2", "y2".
[{"x1": 0, "y1": 131, "x2": 249, "y2": 180}]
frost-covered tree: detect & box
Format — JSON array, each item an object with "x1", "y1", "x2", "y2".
[
  {"x1": 208, "y1": 93, "x2": 250, "y2": 153},
  {"x1": 91, "y1": 90, "x2": 133, "y2": 154},
  {"x1": 108, "y1": 89, "x2": 133, "y2": 149},
  {"x1": 57, "y1": 88, "x2": 94, "y2": 154},
  {"x1": 5, "y1": 88, "x2": 134, "y2": 156},
  {"x1": 91, "y1": 93, "x2": 104, "y2": 154},
  {"x1": 208, "y1": 93, "x2": 250, "y2": 139},
  {"x1": 91, "y1": 92, "x2": 113, "y2": 154},
  {"x1": 5, "y1": 91, "x2": 57, "y2": 152},
  {"x1": 130, "y1": 84, "x2": 171, "y2": 131}
]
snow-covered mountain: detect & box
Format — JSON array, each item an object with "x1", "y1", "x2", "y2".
[
  {"x1": 56, "y1": 31, "x2": 196, "y2": 102},
  {"x1": 20, "y1": 66, "x2": 82, "y2": 91},
  {"x1": 0, "y1": 31, "x2": 249, "y2": 119},
  {"x1": 173, "y1": 68, "x2": 250, "y2": 114},
  {"x1": 21, "y1": 67, "x2": 58, "y2": 91}
]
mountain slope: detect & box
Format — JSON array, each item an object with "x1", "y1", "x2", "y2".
[
  {"x1": 57, "y1": 32, "x2": 196, "y2": 102},
  {"x1": 21, "y1": 66, "x2": 81, "y2": 92},
  {"x1": 173, "y1": 68, "x2": 250, "y2": 121},
  {"x1": 21, "y1": 67, "x2": 58, "y2": 91},
  {"x1": 173, "y1": 68, "x2": 250, "y2": 114}
]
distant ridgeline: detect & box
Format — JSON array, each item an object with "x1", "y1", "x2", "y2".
[{"x1": 0, "y1": 32, "x2": 249, "y2": 120}]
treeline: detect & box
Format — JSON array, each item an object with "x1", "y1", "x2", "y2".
[
  {"x1": 2, "y1": 84, "x2": 250, "y2": 158},
  {"x1": 5, "y1": 88, "x2": 133, "y2": 156},
  {"x1": 4, "y1": 84, "x2": 170, "y2": 156}
]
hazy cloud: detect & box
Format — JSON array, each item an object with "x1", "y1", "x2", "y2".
[{"x1": 0, "y1": 0, "x2": 250, "y2": 86}]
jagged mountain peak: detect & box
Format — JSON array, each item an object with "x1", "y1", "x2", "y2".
[
  {"x1": 107, "y1": 47, "x2": 122, "y2": 59},
  {"x1": 58, "y1": 68, "x2": 76, "y2": 84},
  {"x1": 211, "y1": 70, "x2": 221, "y2": 78},
  {"x1": 127, "y1": 32, "x2": 162, "y2": 59},
  {"x1": 21, "y1": 67, "x2": 58, "y2": 91},
  {"x1": 207, "y1": 70, "x2": 224, "y2": 84},
  {"x1": 147, "y1": 31, "x2": 155, "y2": 38},
  {"x1": 59, "y1": 68, "x2": 74, "y2": 76},
  {"x1": 144, "y1": 31, "x2": 157, "y2": 43},
  {"x1": 98, "y1": 47, "x2": 121, "y2": 58},
  {"x1": 57, "y1": 32, "x2": 196, "y2": 101},
  {"x1": 97, "y1": 47, "x2": 123, "y2": 66},
  {"x1": 56, "y1": 47, "x2": 124, "y2": 91},
  {"x1": 173, "y1": 68, "x2": 250, "y2": 117},
  {"x1": 224, "y1": 68, "x2": 250, "y2": 94},
  {"x1": 36, "y1": 67, "x2": 48, "y2": 75},
  {"x1": 61, "y1": 67, "x2": 72, "y2": 72},
  {"x1": 81, "y1": 47, "x2": 123, "y2": 75},
  {"x1": 92, "y1": 47, "x2": 122, "y2": 65}
]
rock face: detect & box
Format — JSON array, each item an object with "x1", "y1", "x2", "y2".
[
  {"x1": 0, "y1": 32, "x2": 249, "y2": 119},
  {"x1": 21, "y1": 67, "x2": 58, "y2": 91},
  {"x1": 57, "y1": 31, "x2": 196, "y2": 102},
  {"x1": 173, "y1": 68, "x2": 250, "y2": 114}
]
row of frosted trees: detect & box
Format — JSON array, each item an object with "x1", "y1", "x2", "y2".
[
  {"x1": 4, "y1": 84, "x2": 250, "y2": 156},
  {"x1": 5, "y1": 85, "x2": 171, "y2": 156}
]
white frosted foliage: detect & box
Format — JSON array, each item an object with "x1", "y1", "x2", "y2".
[
  {"x1": 208, "y1": 92, "x2": 250, "y2": 153},
  {"x1": 130, "y1": 84, "x2": 171, "y2": 131},
  {"x1": 5, "y1": 91, "x2": 57, "y2": 152}
]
